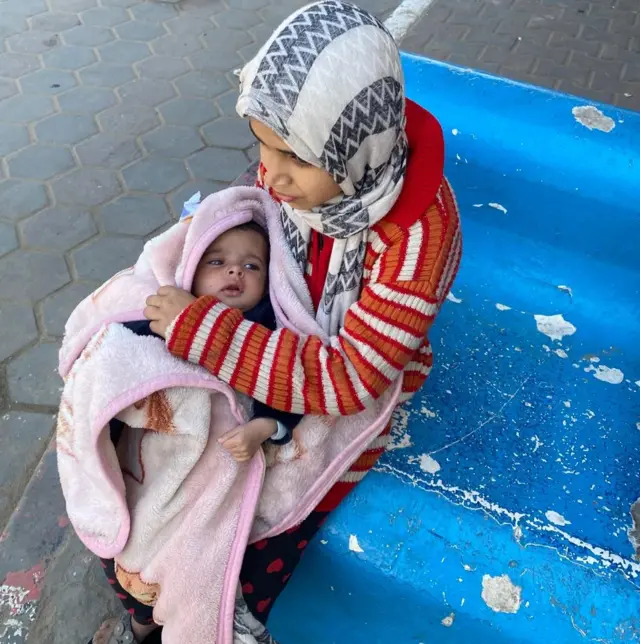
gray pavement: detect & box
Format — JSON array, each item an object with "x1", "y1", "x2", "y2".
[
  {"x1": 404, "y1": 0, "x2": 640, "y2": 110},
  {"x1": 0, "y1": 0, "x2": 637, "y2": 641}
]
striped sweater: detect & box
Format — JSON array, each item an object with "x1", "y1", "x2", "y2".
[{"x1": 168, "y1": 103, "x2": 461, "y2": 420}]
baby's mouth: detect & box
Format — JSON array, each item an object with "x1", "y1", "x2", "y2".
[{"x1": 221, "y1": 284, "x2": 243, "y2": 297}]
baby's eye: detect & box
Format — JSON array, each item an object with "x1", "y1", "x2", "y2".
[
  {"x1": 207, "y1": 259, "x2": 223, "y2": 266},
  {"x1": 245, "y1": 263, "x2": 260, "y2": 271}
]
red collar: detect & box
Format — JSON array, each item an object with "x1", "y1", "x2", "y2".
[{"x1": 383, "y1": 99, "x2": 445, "y2": 230}]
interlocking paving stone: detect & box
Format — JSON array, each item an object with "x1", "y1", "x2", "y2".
[
  {"x1": 19, "y1": 68, "x2": 77, "y2": 94},
  {"x1": 122, "y1": 157, "x2": 189, "y2": 193},
  {"x1": 0, "y1": 250, "x2": 69, "y2": 301},
  {"x1": 51, "y1": 167, "x2": 122, "y2": 207},
  {"x1": 97, "y1": 39, "x2": 151, "y2": 64},
  {"x1": 7, "y1": 341, "x2": 64, "y2": 407},
  {"x1": 20, "y1": 205, "x2": 97, "y2": 251},
  {"x1": 75, "y1": 131, "x2": 142, "y2": 168},
  {"x1": 129, "y1": 2, "x2": 179, "y2": 22},
  {"x1": 186, "y1": 147, "x2": 248, "y2": 183},
  {"x1": 141, "y1": 126, "x2": 205, "y2": 159},
  {"x1": 49, "y1": 0, "x2": 98, "y2": 11},
  {"x1": 202, "y1": 118, "x2": 254, "y2": 150},
  {"x1": 216, "y1": 90, "x2": 241, "y2": 117},
  {"x1": 78, "y1": 62, "x2": 136, "y2": 87},
  {"x1": 62, "y1": 24, "x2": 114, "y2": 47},
  {"x1": 0, "y1": 411, "x2": 56, "y2": 526},
  {"x1": 97, "y1": 104, "x2": 160, "y2": 136},
  {"x1": 57, "y1": 85, "x2": 118, "y2": 113},
  {"x1": 100, "y1": 194, "x2": 171, "y2": 236},
  {"x1": 0, "y1": 302, "x2": 39, "y2": 362},
  {"x1": 35, "y1": 113, "x2": 98, "y2": 145},
  {"x1": 0, "y1": 123, "x2": 30, "y2": 157},
  {"x1": 6, "y1": 30, "x2": 60, "y2": 54},
  {"x1": 0, "y1": 79, "x2": 18, "y2": 101},
  {"x1": 115, "y1": 19, "x2": 167, "y2": 42},
  {"x1": 164, "y1": 15, "x2": 216, "y2": 36},
  {"x1": 0, "y1": 221, "x2": 19, "y2": 258},
  {"x1": 150, "y1": 34, "x2": 204, "y2": 57},
  {"x1": 0, "y1": 180, "x2": 49, "y2": 221},
  {"x1": 42, "y1": 45, "x2": 97, "y2": 70},
  {"x1": 29, "y1": 11, "x2": 81, "y2": 32},
  {"x1": 135, "y1": 55, "x2": 190, "y2": 80},
  {"x1": 159, "y1": 98, "x2": 219, "y2": 127},
  {"x1": 0, "y1": 94, "x2": 55, "y2": 122},
  {"x1": 174, "y1": 71, "x2": 231, "y2": 99},
  {"x1": 8, "y1": 145, "x2": 76, "y2": 181},
  {"x1": 79, "y1": 6, "x2": 129, "y2": 27},
  {"x1": 40, "y1": 281, "x2": 96, "y2": 337},
  {"x1": 72, "y1": 235, "x2": 145, "y2": 282},
  {"x1": 116, "y1": 78, "x2": 176, "y2": 107},
  {"x1": 0, "y1": 52, "x2": 42, "y2": 77},
  {"x1": 215, "y1": 8, "x2": 263, "y2": 30}
]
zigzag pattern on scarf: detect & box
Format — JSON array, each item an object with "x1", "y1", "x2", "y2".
[
  {"x1": 280, "y1": 209, "x2": 308, "y2": 268},
  {"x1": 251, "y1": 0, "x2": 382, "y2": 114},
  {"x1": 322, "y1": 241, "x2": 366, "y2": 313},
  {"x1": 321, "y1": 76, "x2": 405, "y2": 184}
]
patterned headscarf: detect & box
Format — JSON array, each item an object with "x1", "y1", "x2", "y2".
[{"x1": 237, "y1": 0, "x2": 407, "y2": 333}]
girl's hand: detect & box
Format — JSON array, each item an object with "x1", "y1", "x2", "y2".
[
  {"x1": 144, "y1": 286, "x2": 197, "y2": 338},
  {"x1": 219, "y1": 417, "x2": 277, "y2": 462}
]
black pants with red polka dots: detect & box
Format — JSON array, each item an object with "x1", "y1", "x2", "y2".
[{"x1": 99, "y1": 510, "x2": 328, "y2": 626}]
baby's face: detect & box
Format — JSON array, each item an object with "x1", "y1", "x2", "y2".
[{"x1": 191, "y1": 227, "x2": 268, "y2": 311}]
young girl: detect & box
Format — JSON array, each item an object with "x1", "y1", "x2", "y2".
[{"x1": 94, "y1": 1, "x2": 461, "y2": 641}]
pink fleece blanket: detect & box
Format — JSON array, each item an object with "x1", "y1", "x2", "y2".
[{"x1": 57, "y1": 187, "x2": 401, "y2": 644}]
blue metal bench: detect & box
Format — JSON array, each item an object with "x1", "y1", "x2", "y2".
[{"x1": 268, "y1": 54, "x2": 640, "y2": 643}]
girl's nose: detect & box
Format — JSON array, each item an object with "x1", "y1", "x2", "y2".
[{"x1": 227, "y1": 265, "x2": 243, "y2": 276}]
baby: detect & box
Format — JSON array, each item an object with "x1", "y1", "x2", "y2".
[{"x1": 113, "y1": 221, "x2": 300, "y2": 462}]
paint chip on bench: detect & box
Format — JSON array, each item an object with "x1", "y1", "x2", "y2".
[
  {"x1": 481, "y1": 574, "x2": 522, "y2": 613},
  {"x1": 496, "y1": 303, "x2": 511, "y2": 311},
  {"x1": 572, "y1": 105, "x2": 616, "y2": 133},
  {"x1": 488, "y1": 202, "x2": 507, "y2": 214},
  {"x1": 441, "y1": 612, "x2": 455, "y2": 627},
  {"x1": 411, "y1": 453, "x2": 441, "y2": 474},
  {"x1": 534, "y1": 314, "x2": 577, "y2": 342},
  {"x1": 546, "y1": 510, "x2": 571, "y2": 526},
  {"x1": 447, "y1": 292, "x2": 463, "y2": 304},
  {"x1": 349, "y1": 534, "x2": 364, "y2": 553},
  {"x1": 584, "y1": 364, "x2": 624, "y2": 385}
]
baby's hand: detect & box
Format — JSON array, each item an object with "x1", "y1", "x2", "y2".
[{"x1": 219, "y1": 417, "x2": 277, "y2": 462}]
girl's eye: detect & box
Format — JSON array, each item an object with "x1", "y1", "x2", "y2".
[
  {"x1": 245, "y1": 263, "x2": 260, "y2": 271},
  {"x1": 207, "y1": 259, "x2": 223, "y2": 266},
  {"x1": 292, "y1": 155, "x2": 310, "y2": 167}
]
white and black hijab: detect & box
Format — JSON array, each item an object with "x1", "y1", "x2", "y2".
[{"x1": 237, "y1": 0, "x2": 407, "y2": 335}]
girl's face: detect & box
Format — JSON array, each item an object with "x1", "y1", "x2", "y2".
[{"x1": 250, "y1": 119, "x2": 342, "y2": 210}]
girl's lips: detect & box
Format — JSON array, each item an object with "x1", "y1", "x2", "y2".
[
  {"x1": 221, "y1": 285, "x2": 243, "y2": 296},
  {"x1": 272, "y1": 190, "x2": 297, "y2": 204}
]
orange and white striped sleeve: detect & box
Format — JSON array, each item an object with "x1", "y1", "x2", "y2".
[{"x1": 167, "y1": 190, "x2": 461, "y2": 416}]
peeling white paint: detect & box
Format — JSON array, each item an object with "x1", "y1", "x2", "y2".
[
  {"x1": 534, "y1": 314, "x2": 577, "y2": 342},
  {"x1": 531, "y1": 435, "x2": 543, "y2": 452},
  {"x1": 584, "y1": 410, "x2": 595, "y2": 419},
  {"x1": 446, "y1": 292, "x2": 463, "y2": 304},
  {"x1": 496, "y1": 303, "x2": 511, "y2": 311},
  {"x1": 320, "y1": 540, "x2": 328, "y2": 545},
  {"x1": 557, "y1": 285, "x2": 573, "y2": 297},
  {"x1": 441, "y1": 613, "x2": 455, "y2": 627},
  {"x1": 415, "y1": 453, "x2": 441, "y2": 474},
  {"x1": 488, "y1": 202, "x2": 507, "y2": 214},
  {"x1": 452, "y1": 128, "x2": 459, "y2": 136},
  {"x1": 473, "y1": 204, "x2": 483, "y2": 208},
  {"x1": 348, "y1": 535, "x2": 364, "y2": 553},
  {"x1": 420, "y1": 406, "x2": 437, "y2": 419},
  {"x1": 572, "y1": 105, "x2": 616, "y2": 133},
  {"x1": 563, "y1": 400, "x2": 571, "y2": 408},
  {"x1": 388, "y1": 407, "x2": 412, "y2": 450},
  {"x1": 584, "y1": 364, "x2": 624, "y2": 385},
  {"x1": 555, "y1": 349, "x2": 568, "y2": 359},
  {"x1": 481, "y1": 574, "x2": 522, "y2": 614},
  {"x1": 546, "y1": 510, "x2": 571, "y2": 526},
  {"x1": 635, "y1": 381, "x2": 640, "y2": 388}
]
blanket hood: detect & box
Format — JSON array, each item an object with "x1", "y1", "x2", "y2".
[{"x1": 59, "y1": 187, "x2": 281, "y2": 378}]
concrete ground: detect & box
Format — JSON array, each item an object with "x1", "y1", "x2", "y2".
[{"x1": 0, "y1": 0, "x2": 637, "y2": 641}]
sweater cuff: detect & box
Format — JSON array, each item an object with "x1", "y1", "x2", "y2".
[{"x1": 166, "y1": 296, "x2": 220, "y2": 364}]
